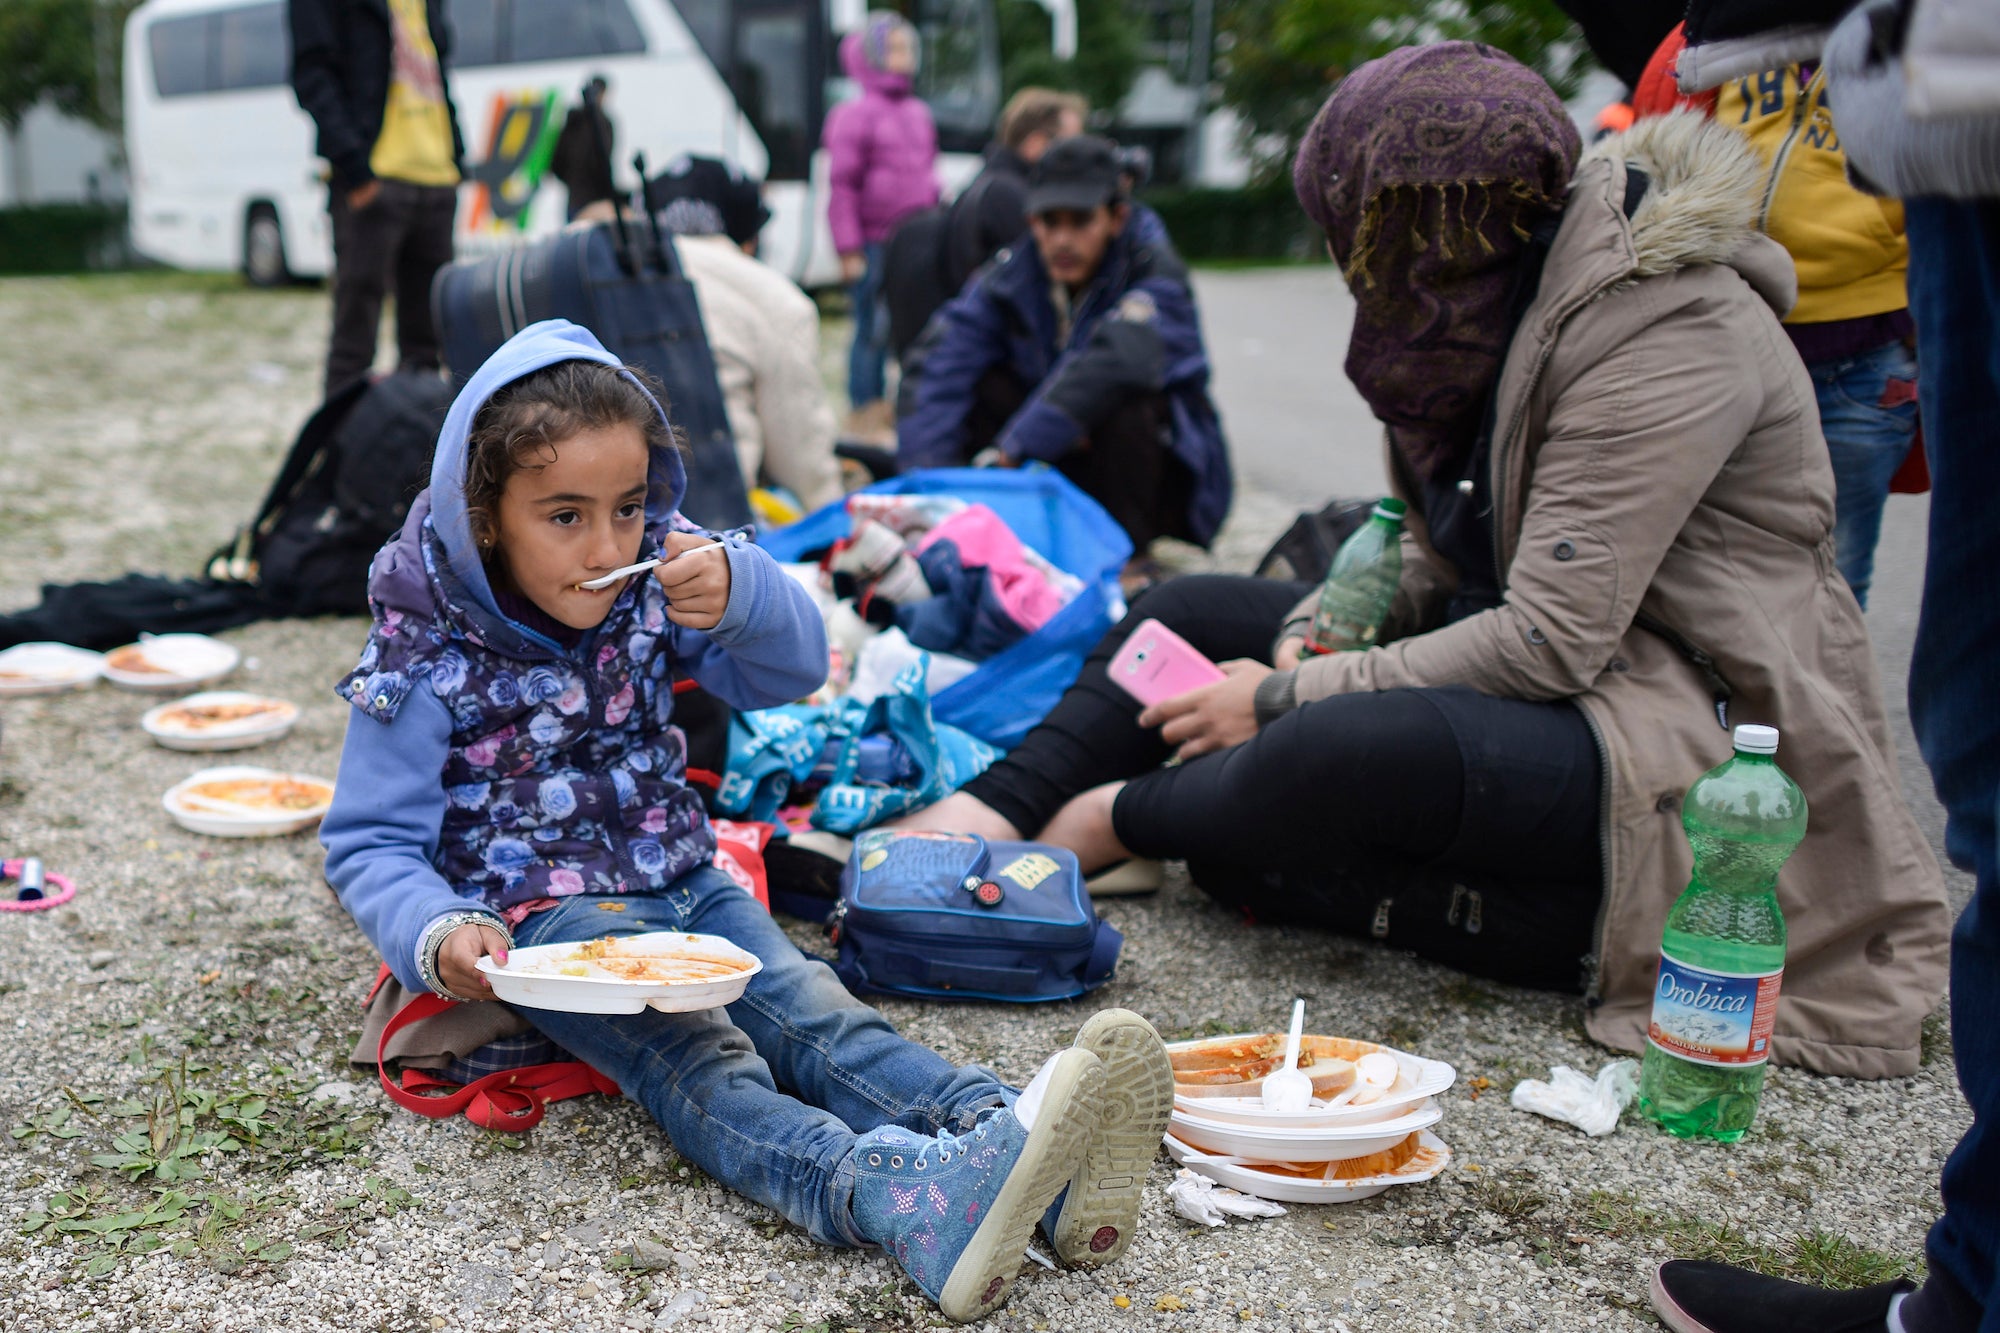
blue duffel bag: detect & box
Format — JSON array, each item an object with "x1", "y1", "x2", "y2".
[
  {"x1": 760, "y1": 468, "x2": 1131, "y2": 750},
  {"x1": 829, "y1": 829, "x2": 1122, "y2": 1003}
]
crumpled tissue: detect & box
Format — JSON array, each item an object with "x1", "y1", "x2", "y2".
[
  {"x1": 1166, "y1": 1168, "x2": 1288, "y2": 1226},
  {"x1": 1509, "y1": 1059, "x2": 1640, "y2": 1137}
]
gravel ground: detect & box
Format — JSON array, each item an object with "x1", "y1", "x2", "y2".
[{"x1": 0, "y1": 272, "x2": 1970, "y2": 1333}]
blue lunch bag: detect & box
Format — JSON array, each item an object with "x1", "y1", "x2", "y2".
[{"x1": 830, "y1": 830, "x2": 1123, "y2": 1003}]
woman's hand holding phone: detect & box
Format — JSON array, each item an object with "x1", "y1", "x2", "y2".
[{"x1": 1138, "y1": 660, "x2": 1272, "y2": 761}]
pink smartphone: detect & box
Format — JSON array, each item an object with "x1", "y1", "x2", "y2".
[{"x1": 1108, "y1": 618, "x2": 1227, "y2": 707}]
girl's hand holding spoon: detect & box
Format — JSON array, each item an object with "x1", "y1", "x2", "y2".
[{"x1": 656, "y1": 535, "x2": 732, "y2": 628}]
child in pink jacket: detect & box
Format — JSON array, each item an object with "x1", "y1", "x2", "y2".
[{"x1": 823, "y1": 11, "x2": 939, "y2": 426}]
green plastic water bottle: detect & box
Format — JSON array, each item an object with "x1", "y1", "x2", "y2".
[
  {"x1": 1303, "y1": 498, "x2": 1406, "y2": 655},
  {"x1": 1637, "y1": 724, "x2": 1806, "y2": 1142}
]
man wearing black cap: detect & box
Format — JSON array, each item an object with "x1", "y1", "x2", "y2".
[{"x1": 896, "y1": 135, "x2": 1231, "y2": 554}]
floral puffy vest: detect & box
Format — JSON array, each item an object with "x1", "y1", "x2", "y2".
[{"x1": 339, "y1": 548, "x2": 715, "y2": 914}]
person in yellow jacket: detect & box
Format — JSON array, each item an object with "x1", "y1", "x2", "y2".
[{"x1": 1645, "y1": 44, "x2": 1920, "y2": 610}]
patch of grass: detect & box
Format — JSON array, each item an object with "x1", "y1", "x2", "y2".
[
  {"x1": 1479, "y1": 1179, "x2": 1551, "y2": 1222},
  {"x1": 1579, "y1": 1190, "x2": 1923, "y2": 1288},
  {"x1": 1378, "y1": 1014, "x2": 1429, "y2": 1050},
  {"x1": 1921, "y1": 1007, "x2": 1952, "y2": 1068}
]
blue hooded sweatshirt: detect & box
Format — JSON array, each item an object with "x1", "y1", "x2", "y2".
[{"x1": 320, "y1": 320, "x2": 828, "y2": 992}]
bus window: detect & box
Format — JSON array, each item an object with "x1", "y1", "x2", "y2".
[
  {"x1": 737, "y1": 5, "x2": 813, "y2": 180},
  {"x1": 913, "y1": 0, "x2": 999, "y2": 153},
  {"x1": 670, "y1": 0, "x2": 730, "y2": 71},
  {"x1": 150, "y1": 13, "x2": 213, "y2": 98},
  {"x1": 508, "y1": 0, "x2": 647, "y2": 64},
  {"x1": 450, "y1": 0, "x2": 502, "y2": 68},
  {"x1": 216, "y1": 3, "x2": 288, "y2": 92}
]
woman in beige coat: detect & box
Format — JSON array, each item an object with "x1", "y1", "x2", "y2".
[{"x1": 905, "y1": 45, "x2": 1950, "y2": 1080}]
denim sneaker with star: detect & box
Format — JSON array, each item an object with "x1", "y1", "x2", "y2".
[
  {"x1": 1040, "y1": 1008, "x2": 1175, "y2": 1267},
  {"x1": 852, "y1": 1046, "x2": 1105, "y2": 1323},
  {"x1": 1651, "y1": 1260, "x2": 1917, "y2": 1333}
]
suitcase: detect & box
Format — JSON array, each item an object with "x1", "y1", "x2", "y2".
[{"x1": 430, "y1": 210, "x2": 754, "y2": 531}]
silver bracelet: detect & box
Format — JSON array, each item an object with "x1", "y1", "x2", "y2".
[{"x1": 417, "y1": 910, "x2": 513, "y2": 1000}]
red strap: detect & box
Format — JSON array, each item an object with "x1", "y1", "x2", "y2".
[
  {"x1": 374, "y1": 988, "x2": 618, "y2": 1132},
  {"x1": 685, "y1": 766, "x2": 723, "y2": 790}
]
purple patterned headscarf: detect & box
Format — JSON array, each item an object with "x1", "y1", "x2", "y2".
[{"x1": 1293, "y1": 43, "x2": 1580, "y2": 483}]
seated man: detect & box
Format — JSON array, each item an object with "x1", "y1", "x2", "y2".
[
  {"x1": 896, "y1": 136, "x2": 1231, "y2": 554},
  {"x1": 645, "y1": 155, "x2": 845, "y2": 512}
]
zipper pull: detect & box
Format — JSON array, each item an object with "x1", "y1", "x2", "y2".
[
  {"x1": 827, "y1": 899, "x2": 848, "y2": 944},
  {"x1": 1371, "y1": 897, "x2": 1393, "y2": 939},
  {"x1": 1465, "y1": 890, "x2": 1483, "y2": 936},
  {"x1": 1446, "y1": 883, "x2": 1466, "y2": 926}
]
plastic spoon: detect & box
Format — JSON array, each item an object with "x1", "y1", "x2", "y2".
[
  {"x1": 576, "y1": 540, "x2": 725, "y2": 590},
  {"x1": 1261, "y1": 998, "x2": 1312, "y2": 1113}
]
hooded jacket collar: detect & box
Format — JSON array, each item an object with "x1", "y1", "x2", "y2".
[
  {"x1": 366, "y1": 319, "x2": 686, "y2": 663},
  {"x1": 841, "y1": 30, "x2": 913, "y2": 99}
]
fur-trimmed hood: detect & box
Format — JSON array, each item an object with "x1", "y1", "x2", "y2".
[{"x1": 1564, "y1": 109, "x2": 1797, "y2": 318}]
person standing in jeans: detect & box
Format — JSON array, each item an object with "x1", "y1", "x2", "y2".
[
  {"x1": 822, "y1": 11, "x2": 939, "y2": 441},
  {"x1": 1644, "y1": 2, "x2": 2000, "y2": 1330},
  {"x1": 289, "y1": 0, "x2": 465, "y2": 398},
  {"x1": 1633, "y1": 30, "x2": 1919, "y2": 610}
]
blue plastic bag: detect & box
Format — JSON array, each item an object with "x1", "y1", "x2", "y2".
[{"x1": 761, "y1": 468, "x2": 1131, "y2": 749}]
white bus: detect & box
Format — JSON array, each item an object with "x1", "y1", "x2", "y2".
[{"x1": 124, "y1": 0, "x2": 1002, "y2": 289}]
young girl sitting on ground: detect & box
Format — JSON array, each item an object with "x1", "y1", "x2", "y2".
[{"x1": 319, "y1": 320, "x2": 1172, "y2": 1323}]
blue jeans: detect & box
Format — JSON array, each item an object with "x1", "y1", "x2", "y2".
[
  {"x1": 510, "y1": 866, "x2": 1012, "y2": 1247},
  {"x1": 1811, "y1": 338, "x2": 1920, "y2": 609},
  {"x1": 846, "y1": 241, "x2": 889, "y2": 408},
  {"x1": 1903, "y1": 197, "x2": 2000, "y2": 1333}
]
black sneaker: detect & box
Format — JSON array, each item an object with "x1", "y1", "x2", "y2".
[{"x1": 1651, "y1": 1261, "x2": 1916, "y2": 1333}]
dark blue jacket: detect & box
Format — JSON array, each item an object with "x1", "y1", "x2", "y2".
[{"x1": 895, "y1": 210, "x2": 1232, "y2": 546}]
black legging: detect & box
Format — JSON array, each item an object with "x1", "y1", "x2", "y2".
[{"x1": 960, "y1": 575, "x2": 1606, "y2": 990}]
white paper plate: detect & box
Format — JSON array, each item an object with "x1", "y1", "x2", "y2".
[
  {"x1": 0, "y1": 642, "x2": 104, "y2": 696},
  {"x1": 103, "y1": 634, "x2": 241, "y2": 692},
  {"x1": 1166, "y1": 1130, "x2": 1452, "y2": 1204},
  {"x1": 161, "y1": 765, "x2": 334, "y2": 837},
  {"x1": 142, "y1": 692, "x2": 300, "y2": 752},
  {"x1": 478, "y1": 931, "x2": 764, "y2": 1014},
  {"x1": 1167, "y1": 1099, "x2": 1443, "y2": 1163},
  {"x1": 1169, "y1": 1040, "x2": 1457, "y2": 1130}
]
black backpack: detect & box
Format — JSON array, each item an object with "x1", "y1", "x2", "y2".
[{"x1": 209, "y1": 371, "x2": 455, "y2": 617}]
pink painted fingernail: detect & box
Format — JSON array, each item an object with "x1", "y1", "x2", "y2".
[{"x1": 494, "y1": 949, "x2": 509, "y2": 965}]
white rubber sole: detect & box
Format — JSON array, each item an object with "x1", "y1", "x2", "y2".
[
  {"x1": 1085, "y1": 858, "x2": 1166, "y2": 897},
  {"x1": 1649, "y1": 1265, "x2": 1713, "y2": 1333},
  {"x1": 937, "y1": 1048, "x2": 1105, "y2": 1323},
  {"x1": 1048, "y1": 1009, "x2": 1175, "y2": 1268}
]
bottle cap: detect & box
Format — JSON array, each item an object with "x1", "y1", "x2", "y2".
[
  {"x1": 1733, "y1": 724, "x2": 1779, "y2": 754},
  {"x1": 1373, "y1": 498, "x2": 1408, "y2": 521}
]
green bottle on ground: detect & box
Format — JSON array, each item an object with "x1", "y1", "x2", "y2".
[
  {"x1": 1637, "y1": 724, "x2": 1807, "y2": 1142},
  {"x1": 1303, "y1": 498, "x2": 1406, "y2": 656}
]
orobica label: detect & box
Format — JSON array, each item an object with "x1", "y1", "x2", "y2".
[{"x1": 1645, "y1": 953, "x2": 1783, "y2": 1067}]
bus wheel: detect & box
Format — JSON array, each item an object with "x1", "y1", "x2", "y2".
[{"x1": 244, "y1": 204, "x2": 290, "y2": 288}]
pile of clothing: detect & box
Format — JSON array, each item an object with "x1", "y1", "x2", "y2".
[
  {"x1": 715, "y1": 495, "x2": 1087, "y2": 836},
  {"x1": 811, "y1": 496, "x2": 1085, "y2": 706}
]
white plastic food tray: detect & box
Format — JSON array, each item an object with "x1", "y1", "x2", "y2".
[
  {"x1": 1168, "y1": 1036, "x2": 1456, "y2": 1129},
  {"x1": 0, "y1": 642, "x2": 104, "y2": 696},
  {"x1": 161, "y1": 765, "x2": 334, "y2": 837},
  {"x1": 478, "y1": 931, "x2": 764, "y2": 1015},
  {"x1": 142, "y1": 692, "x2": 300, "y2": 752},
  {"x1": 1167, "y1": 1129, "x2": 1452, "y2": 1204},
  {"x1": 104, "y1": 634, "x2": 241, "y2": 692},
  {"x1": 1167, "y1": 1098, "x2": 1444, "y2": 1163}
]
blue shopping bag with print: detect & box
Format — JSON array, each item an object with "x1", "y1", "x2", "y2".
[{"x1": 760, "y1": 468, "x2": 1131, "y2": 750}]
